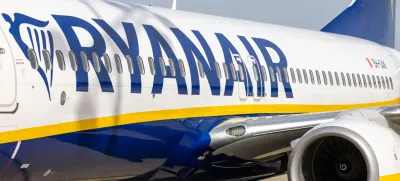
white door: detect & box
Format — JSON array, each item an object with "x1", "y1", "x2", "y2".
[
  {"x1": 0, "y1": 29, "x2": 17, "y2": 112},
  {"x1": 232, "y1": 54, "x2": 247, "y2": 100},
  {"x1": 247, "y1": 56, "x2": 262, "y2": 100}
]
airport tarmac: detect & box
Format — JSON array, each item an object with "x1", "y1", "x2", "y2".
[{"x1": 261, "y1": 174, "x2": 287, "y2": 181}]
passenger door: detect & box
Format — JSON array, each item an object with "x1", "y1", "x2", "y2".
[
  {"x1": 232, "y1": 54, "x2": 248, "y2": 100},
  {"x1": 0, "y1": 28, "x2": 17, "y2": 112},
  {"x1": 247, "y1": 56, "x2": 262, "y2": 100}
]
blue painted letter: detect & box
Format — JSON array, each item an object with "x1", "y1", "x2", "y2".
[
  {"x1": 252, "y1": 38, "x2": 293, "y2": 98},
  {"x1": 95, "y1": 20, "x2": 141, "y2": 93},
  {"x1": 53, "y1": 15, "x2": 113, "y2": 92},
  {"x1": 144, "y1": 25, "x2": 188, "y2": 95},
  {"x1": 172, "y1": 29, "x2": 220, "y2": 95}
]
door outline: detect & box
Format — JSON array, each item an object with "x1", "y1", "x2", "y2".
[
  {"x1": 0, "y1": 26, "x2": 18, "y2": 113},
  {"x1": 247, "y1": 56, "x2": 262, "y2": 100},
  {"x1": 232, "y1": 54, "x2": 248, "y2": 100}
]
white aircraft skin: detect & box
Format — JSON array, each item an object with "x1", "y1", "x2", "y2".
[{"x1": 0, "y1": 0, "x2": 396, "y2": 180}]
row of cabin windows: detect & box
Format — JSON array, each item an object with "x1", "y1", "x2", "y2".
[
  {"x1": 287, "y1": 68, "x2": 394, "y2": 90},
  {"x1": 28, "y1": 49, "x2": 394, "y2": 90}
]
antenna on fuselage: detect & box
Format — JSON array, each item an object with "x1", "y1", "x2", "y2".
[{"x1": 172, "y1": 0, "x2": 177, "y2": 10}]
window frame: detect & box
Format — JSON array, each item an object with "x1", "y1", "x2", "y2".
[
  {"x1": 290, "y1": 68, "x2": 296, "y2": 83},
  {"x1": 80, "y1": 51, "x2": 90, "y2": 73},
  {"x1": 104, "y1": 53, "x2": 112, "y2": 73},
  {"x1": 125, "y1": 55, "x2": 134, "y2": 75},
  {"x1": 309, "y1": 70, "x2": 315, "y2": 84},
  {"x1": 341, "y1": 72, "x2": 346, "y2": 87},
  {"x1": 28, "y1": 49, "x2": 39, "y2": 70},
  {"x1": 137, "y1": 56, "x2": 145, "y2": 75},
  {"x1": 168, "y1": 58, "x2": 176, "y2": 77},
  {"x1": 68, "y1": 51, "x2": 78, "y2": 72},
  {"x1": 56, "y1": 50, "x2": 66, "y2": 71},
  {"x1": 115, "y1": 54, "x2": 123, "y2": 74},
  {"x1": 92, "y1": 52, "x2": 101, "y2": 73},
  {"x1": 215, "y1": 62, "x2": 221, "y2": 79}
]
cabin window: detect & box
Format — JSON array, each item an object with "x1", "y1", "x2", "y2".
[
  {"x1": 290, "y1": 68, "x2": 296, "y2": 83},
  {"x1": 261, "y1": 66, "x2": 267, "y2": 81},
  {"x1": 328, "y1": 71, "x2": 333, "y2": 86},
  {"x1": 283, "y1": 67, "x2": 289, "y2": 83},
  {"x1": 334, "y1": 72, "x2": 340, "y2": 86},
  {"x1": 42, "y1": 49, "x2": 52, "y2": 70},
  {"x1": 389, "y1": 77, "x2": 393, "y2": 90},
  {"x1": 346, "y1": 73, "x2": 352, "y2": 87},
  {"x1": 28, "y1": 49, "x2": 39, "y2": 70},
  {"x1": 168, "y1": 59, "x2": 176, "y2": 77},
  {"x1": 104, "y1": 53, "x2": 112, "y2": 73},
  {"x1": 302, "y1": 69, "x2": 308, "y2": 84},
  {"x1": 115, "y1": 54, "x2": 123, "y2": 74},
  {"x1": 367, "y1": 75, "x2": 372, "y2": 88},
  {"x1": 296, "y1": 68, "x2": 302, "y2": 84},
  {"x1": 223, "y1": 63, "x2": 230, "y2": 80},
  {"x1": 91, "y1": 52, "x2": 101, "y2": 73},
  {"x1": 56, "y1": 50, "x2": 66, "y2": 71},
  {"x1": 357, "y1": 74, "x2": 362, "y2": 87},
  {"x1": 386, "y1": 77, "x2": 390, "y2": 90},
  {"x1": 362, "y1": 74, "x2": 367, "y2": 88},
  {"x1": 377, "y1": 76, "x2": 382, "y2": 89},
  {"x1": 322, "y1": 71, "x2": 327, "y2": 85},
  {"x1": 341, "y1": 72, "x2": 346, "y2": 87},
  {"x1": 316, "y1": 70, "x2": 321, "y2": 85},
  {"x1": 159, "y1": 58, "x2": 167, "y2": 76},
  {"x1": 178, "y1": 59, "x2": 185, "y2": 77},
  {"x1": 137, "y1": 56, "x2": 145, "y2": 75},
  {"x1": 253, "y1": 65, "x2": 259, "y2": 81},
  {"x1": 230, "y1": 63, "x2": 237, "y2": 80},
  {"x1": 215, "y1": 62, "x2": 221, "y2": 79},
  {"x1": 125, "y1": 55, "x2": 134, "y2": 74},
  {"x1": 80, "y1": 51, "x2": 90, "y2": 72},
  {"x1": 68, "y1": 51, "x2": 77, "y2": 72},
  {"x1": 276, "y1": 67, "x2": 282, "y2": 82},
  {"x1": 351, "y1": 73, "x2": 357, "y2": 87},
  {"x1": 269, "y1": 66, "x2": 276, "y2": 83},
  {"x1": 309, "y1": 70, "x2": 315, "y2": 84},
  {"x1": 198, "y1": 61, "x2": 205, "y2": 78},
  {"x1": 148, "y1": 57, "x2": 155, "y2": 75},
  {"x1": 238, "y1": 64, "x2": 245, "y2": 81},
  {"x1": 372, "y1": 75, "x2": 377, "y2": 88},
  {"x1": 381, "y1": 76, "x2": 386, "y2": 89}
]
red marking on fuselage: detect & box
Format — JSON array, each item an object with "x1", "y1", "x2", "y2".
[{"x1": 366, "y1": 58, "x2": 373, "y2": 68}]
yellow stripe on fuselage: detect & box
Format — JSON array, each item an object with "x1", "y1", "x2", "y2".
[
  {"x1": 380, "y1": 173, "x2": 400, "y2": 181},
  {"x1": 0, "y1": 98, "x2": 399, "y2": 144}
]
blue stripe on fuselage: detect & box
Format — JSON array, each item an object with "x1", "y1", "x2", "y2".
[{"x1": 0, "y1": 114, "x2": 278, "y2": 181}]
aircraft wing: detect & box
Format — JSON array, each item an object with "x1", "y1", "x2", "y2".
[{"x1": 206, "y1": 105, "x2": 400, "y2": 180}]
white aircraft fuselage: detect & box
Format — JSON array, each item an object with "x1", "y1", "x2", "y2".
[{"x1": 0, "y1": 0, "x2": 397, "y2": 180}]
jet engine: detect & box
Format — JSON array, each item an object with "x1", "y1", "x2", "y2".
[{"x1": 288, "y1": 110, "x2": 400, "y2": 181}]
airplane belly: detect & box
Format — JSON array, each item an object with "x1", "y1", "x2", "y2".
[{"x1": 0, "y1": 117, "x2": 224, "y2": 181}]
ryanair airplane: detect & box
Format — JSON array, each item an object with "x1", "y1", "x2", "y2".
[{"x1": 0, "y1": 0, "x2": 398, "y2": 180}]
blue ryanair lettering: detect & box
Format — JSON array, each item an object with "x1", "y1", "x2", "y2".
[
  {"x1": 238, "y1": 36, "x2": 265, "y2": 97},
  {"x1": 4, "y1": 13, "x2": 295, "y2": 99},
  {"x1": 94, "y1": 19, "x2": 142, "y2": 94},
  {"x1": 171, "y1": 29, "x2": 220, "y2": 96},
  {"x1": 216, "y1": 33, "x2": 253, "y2": 96},
  {"x1": 143, "y1": 25, "x2": 188, "y2": 95},
  {"x1": 53, "y1": 15, "x2": 114, "y2": 92},
  {"x1": 252, "y1": 38, "x2": 293, "y2": 98}
]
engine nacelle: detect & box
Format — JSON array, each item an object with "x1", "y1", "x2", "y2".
[{"x1": 288, "y1": 115, "x2": 400, "y2": 181}]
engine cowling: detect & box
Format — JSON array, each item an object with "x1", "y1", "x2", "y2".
[{"x1": 288, "y1": 113, "x2": 400, "y2": 181}]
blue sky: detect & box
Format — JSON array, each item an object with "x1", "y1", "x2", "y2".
[{"x1": 120, "y1": 0, "x2": 400, "y2": 50}]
